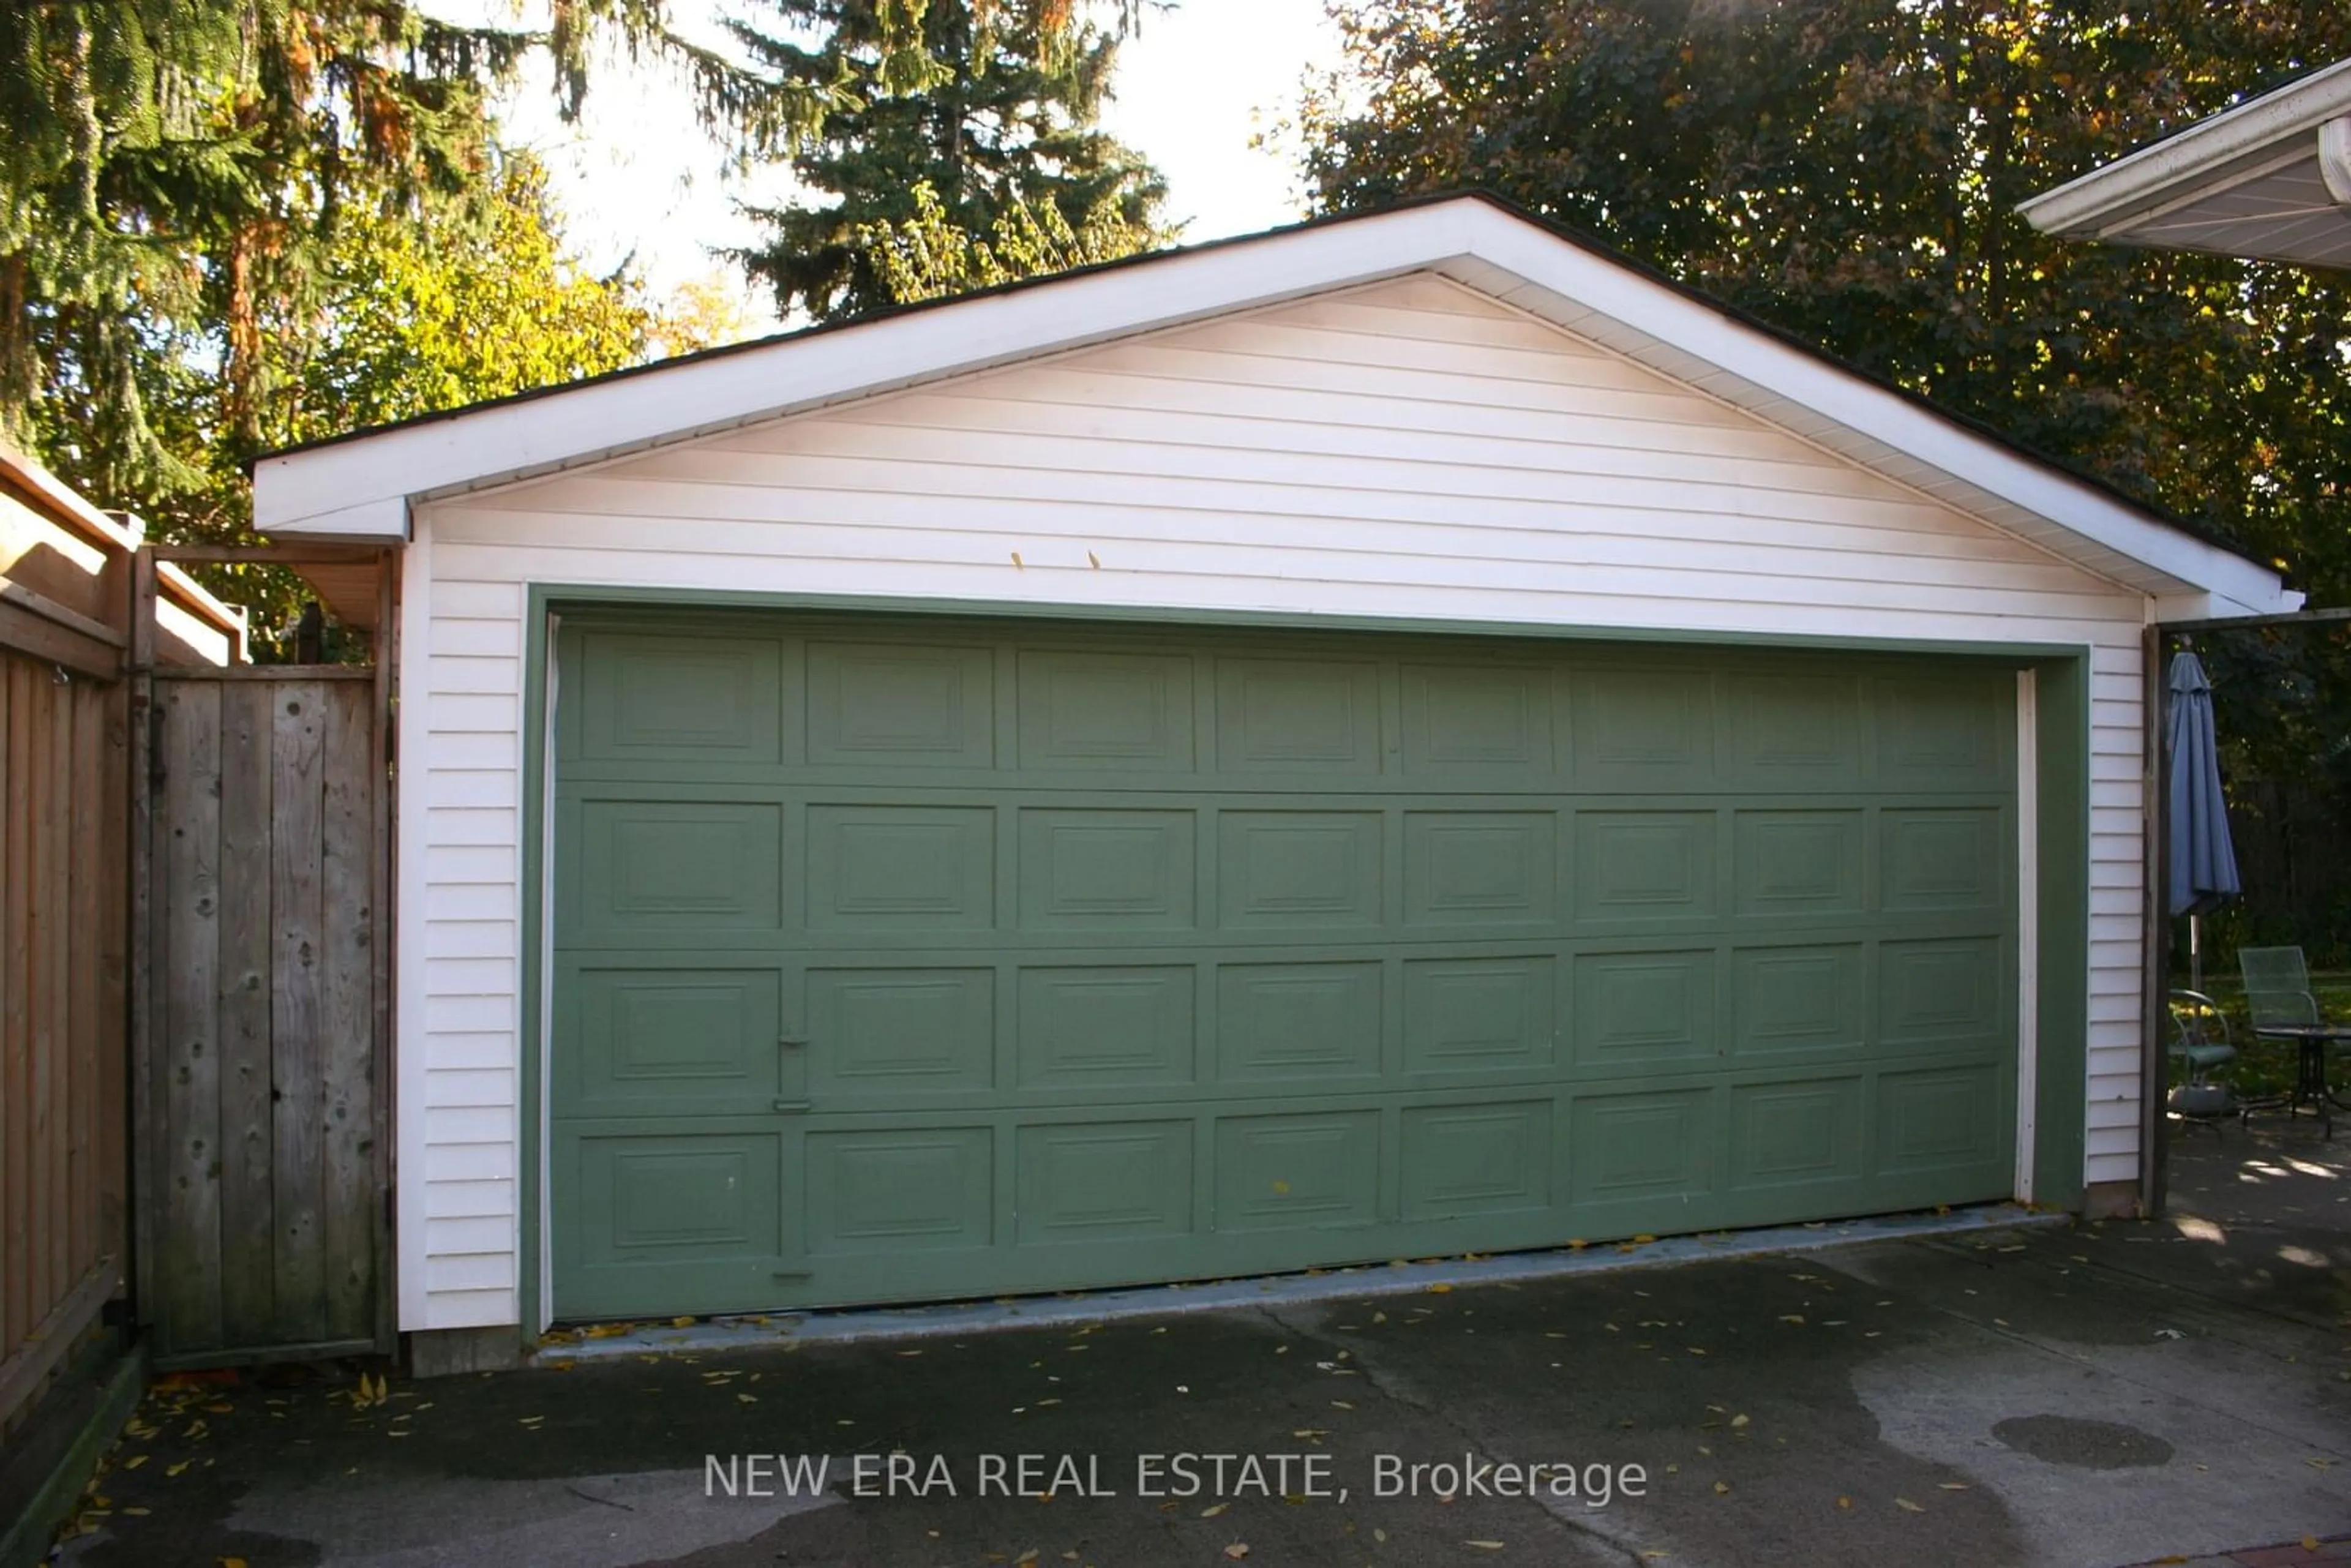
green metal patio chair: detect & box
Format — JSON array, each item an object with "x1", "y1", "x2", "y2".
[
  {"x1": 2165, "y1": 990, "x2": 2238, "y2": 1128},
  {"x1": 2237, "y1": 947, "x2": 2350, "y2": 1139}
]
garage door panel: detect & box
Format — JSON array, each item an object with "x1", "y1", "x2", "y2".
[
  {"x1": 1571, "y1": 948, "x2": 1719, "y2": 1071},
  {"x1": 557, "y1": 966, "x2": 781, "y2": 1117},
  {"x1": 1725, "y1": 672, "x2": 1863, "y2": 787},
  {"x1": 550, "y1": 615, "x2": 2020, "y2": 1319},
  {"x1": 1016, "y1": 965, "x2": 1198, "y2": 1088},
  {"x1": 1876, "y1": 1062, "x2": 2007, "y2": 1176},
  {"x1": 1878, "y1": 936, "x2": 2008, "y2": 1049},
  {"x1": 577, "y1": 1133, "x2": 777, "y2": 1255},
  {"x1": 805, "y1": 1127, "x2": 995, "y2": 1254},
  {"x1": 1399, "y1": 662, "x2": 1556, "y2": 780},
  {"x1": 1016, "y1": 1119, "x2": 1195, "y2": 1245},
  {"x1": 1728, "y1": 1076, "x2": 1867, "y2": 1190},
  {"x1": 1217, "y1": 810, "x2": 1385, "y2": 928},
  {"x1": 806, "y1": 804, "x2": 996, "y2": 929},
  {"x1": 1569, "y1": 1087, "x2": 1717, "y2": 1205},
  {"x1": 1215, "y1": 657, "x2": 1383, "y2": 775},
  {"x1": 1401, "y1": 955, "x2": 1556, "y2": 1075},
  {"x1": 1571, "y1": 667, "x2": 1715, "y2": 790},
  {"x1": 1404, "y1": 811, "x2": 1558, "y2": 926},
  {"x1": 1016, "y1": 649, "x2": 1196, "y2": 771},
  {"x1": 1733, "y1": 809, "x2": 1865, "y2": 919},
  {"x1": 1400, "y1": 1100, "x2": 1553, "y2": 1221},
  {"x1": 1018, "y1": 807, "x2": 1197, "y2": 928},
  {"x1": 1874, "y1": 675, "x2": 2009, "y2": 789},
  {"x1": 1729, "y1": 943, "x2": 1867, "y2": 1058},
  {"x1": 1213, "y1": 1110, "x2": 1382, "y2": 1231},
  {"x1": 1214, "y1": 961, "x2": 1385, "y2": 1082},
  {"x1": 805, "y1": 639, "x2": 996, "y2": 767},
  {"x1": 1880, "y1": 808, "x2": 2008, "y2": 914},
  {"x1": 573, "y1": 629, "x2": 784, "y2": 763},
  {"x1": 555, "y1": 1128, "x2": 789, "y2": 1319},
  {"x1": 1573, "y1": 810, "x2": 1719, "y2": 923},
  {"x1": 570, "y1": 800, "x2": 784, "y2": 938},
  {"x1": 806, "y1": 966, "x2": 996, "y2": 1097}
]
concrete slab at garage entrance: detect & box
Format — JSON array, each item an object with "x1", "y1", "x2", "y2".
[{"x1": 53, "y1": 1164, "x2": 2351, "y2": 1568}]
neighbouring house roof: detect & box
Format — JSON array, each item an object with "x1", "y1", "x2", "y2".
[
  {"x1": 251, "y1": 192, "x2": 2298, "y2": 620},
  {"x1": 2020, "y1": 58, "x2": 2351, "y2": 268}
]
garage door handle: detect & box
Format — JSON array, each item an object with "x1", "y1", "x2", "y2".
[
  {"x1": 773, "y1": 1098, "x2": 812, "y2": 1112},
  {"x1": 779, "y1": 1034, "x2": 809, "y2": 1049}
]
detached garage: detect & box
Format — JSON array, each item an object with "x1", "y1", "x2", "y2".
[{"x1": 250, "y1": 194, "x2": 2295, "y2": 1355}]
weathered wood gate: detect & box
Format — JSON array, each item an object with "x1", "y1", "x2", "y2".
[{"x1": 133, "y1": 546, "x2": 396, "y2": 1367}]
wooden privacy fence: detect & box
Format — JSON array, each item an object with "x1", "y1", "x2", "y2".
[
  {"x1": 133, "y1": 546, "x2": 396, "y2": 1368},
  {"x1": 0, "y1": 444, "x2": 247, "y2": 1429},
  {"x1": 0, "y1": 639, "x2": 129, "y2": 1430}
]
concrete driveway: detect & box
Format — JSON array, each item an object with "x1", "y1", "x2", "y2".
[{"x1": 50, "y1": 1128, "x2": 2351, "y2": 1568}]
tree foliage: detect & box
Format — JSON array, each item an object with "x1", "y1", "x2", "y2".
[
  {"x1": 728, "y1": 0, "x2": 1171, "y2": 321},
  {"x1": 171, "y1": 154, "x2": 689, "y2": 649},
  {"x1": 1300, "y1": 0, "x2": 2351, "y2": 888},
  {"x1": 1, "y1": 0, "x2": 766, "y2": 650},
  {"x1": 854, "y1": 176, "x2": 1160, "y2": 306}
]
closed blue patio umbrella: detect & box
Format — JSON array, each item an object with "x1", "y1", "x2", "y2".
[{"x1": 2167, "y1": 648, "x2": 2241, "y2": 991}]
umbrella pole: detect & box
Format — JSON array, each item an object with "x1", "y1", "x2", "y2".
[{"x1": 2189, "y1": 913, "x2": 2202, "y2": 994}]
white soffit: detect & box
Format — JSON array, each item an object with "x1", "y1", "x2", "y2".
[
  {"x1": 2021, "y1": 59, "x2": 2351, "y2": 269},
  {"x1": 252, "y1": 195, "x2": 2293, "y2": 615}
]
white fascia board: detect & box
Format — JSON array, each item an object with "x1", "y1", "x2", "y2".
[
  {"x1": 2020, "y1": 59, "x2": 2351, "y2": 236},
  {"x1": 260, "y1": 495, "x2": 410, "y2": 541},
  {"x1": 251, "y1": 204, "x2": 1476, "y2": 533},
  {"x1": 1453, "y1": 205, "x2": 2295, "y2": 613},
  {"x1": 2154, "y1": 587, "x2": 2308, "y2": 624}
]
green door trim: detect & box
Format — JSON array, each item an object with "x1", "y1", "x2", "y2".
[{"x1": 511, "y1": 583, "x2": 2096, "y2": 1345}]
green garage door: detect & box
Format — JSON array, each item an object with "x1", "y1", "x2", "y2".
[{"x1": 548, "y1": 611, "x2": 2018, "y2": 1319}]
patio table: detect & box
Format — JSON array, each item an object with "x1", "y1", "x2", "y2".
[{"x1": 2247, "y1": 1025, "x2": 2351, "y2": 1139}]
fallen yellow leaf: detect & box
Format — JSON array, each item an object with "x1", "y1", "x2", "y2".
[
  {"x1": 1896, "y1": 1498, "x2": 1925, "y2": 1513},
  {"x1": 1201, "y1": 1502, "x2": 1229, "y2": 1518},
  {"x1": 1428, "y1": 1283, "x2": 1453, "y2": 1294},
  {"x1": 1222, "y1": 1545, "x2": 1249, "y2": 1561},
  {"x1": 1835, "y1": 1496, "x2": 1853, "y2": 1510},
  {"x1": 1466, "y1": 1542, "x2": 1505, "y2": 1551},
  {"x1": 1714, "y1": 1481, "x2": 1730, "y2": 1495}
]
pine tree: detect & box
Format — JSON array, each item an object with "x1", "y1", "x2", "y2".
[
  {"x1": 728, "y1": 0, "x2": 1170, "y2": 322},
  {"x1": 0, "y1": 0, "x2": 796, "y2": 506}
]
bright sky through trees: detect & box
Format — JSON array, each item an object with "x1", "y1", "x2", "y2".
[{"x1": 452, "y1": 0, "x2": 1345, "y2": 331}]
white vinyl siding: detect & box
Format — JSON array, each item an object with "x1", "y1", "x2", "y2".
[{"x1": 395, "y1": 272, "x2": 2151, "y2": 1332}]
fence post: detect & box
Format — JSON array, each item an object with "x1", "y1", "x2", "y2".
[{"x1": 126, "y1": 549, "x2": 156, "y2": 1329}]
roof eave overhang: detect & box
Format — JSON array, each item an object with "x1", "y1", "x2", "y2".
[
  {"x1": 255, "y1": 197, "x2": 2295, "y2": 620},
  {"x1": 2020, "y1": 59, "x2": 2351, "y2": 241}
]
